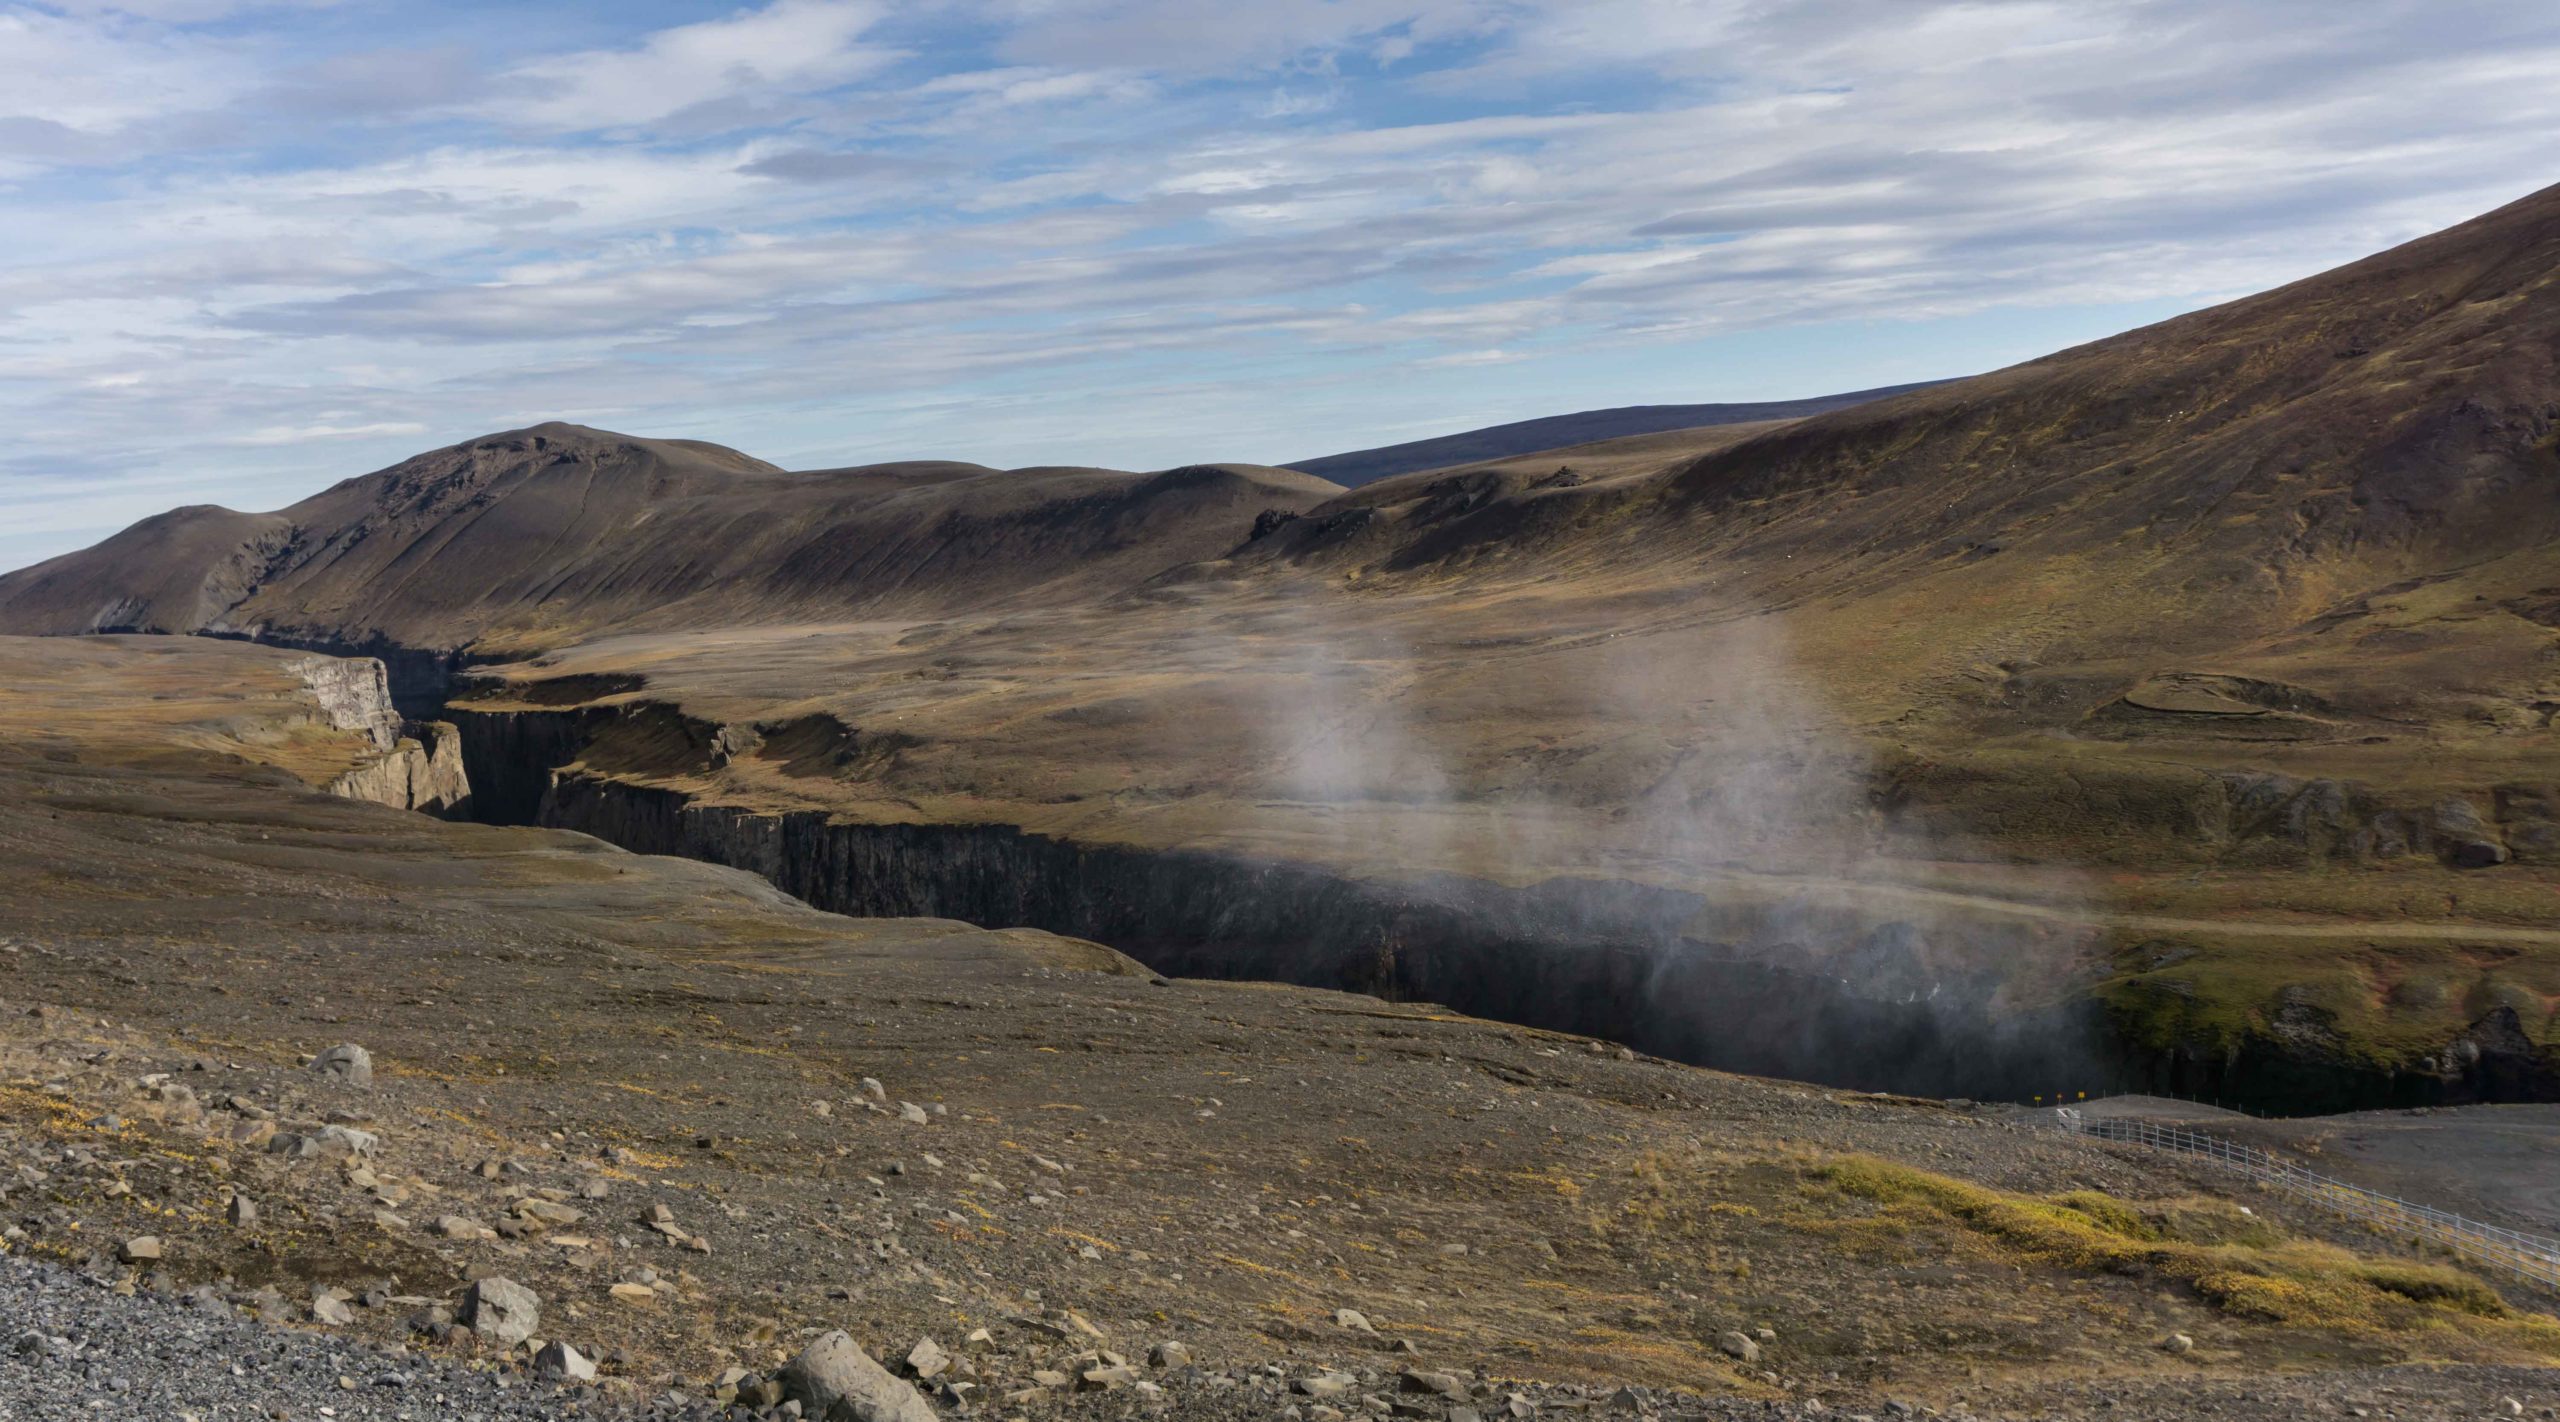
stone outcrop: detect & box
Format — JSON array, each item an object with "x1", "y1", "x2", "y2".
[
  {"x1": 453, "y1": 705, "x2": 2115, "y2": 1103},
  {"x1": 781, "y1": 1331, "x2": 936, "y2": 1422},
  {"x1": 449, "y1": 700, "x2": 2560, "y2": 1113},
  {"x1": 270, "y1": 649, "x2": 473, "y2": 813},
  {"x1": 2206, "y1": 772, "x2": 2522, "y2": 869},
  {"x1": 285, "y1": 654, "x2": 401, "y2": 750},
  {"x1": 325, "y1": 721, "x2": 470, "y2": 815},
  {"x1": 460, "y1": 1277, "x2": 540, "y2": 1347}
]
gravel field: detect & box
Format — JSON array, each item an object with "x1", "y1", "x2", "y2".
[
  {"x1": 0, "y1": 1249, "x2": 715, "y2": 1422},
  {"x1": 7, "y1": 1242, "x2": 2559, "y2": 1422},
  {"x1": 5, "y1": 646, "x2": 2560, "y2": 1422}
]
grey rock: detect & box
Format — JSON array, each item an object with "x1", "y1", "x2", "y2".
[
  {"x1": 309, "y1": 1044, "x2": 374, "y2": 1087},
  {"x1": 534, "y1": 1340, "x2": 597, "y2": 1382},
  {"x1": 780, "y1": 1330, "x2": 936, "y2": 1422},
  {"x1": 459, "y1": 1276, "x2": 540, "y2": 1347},
  {"x1": 269, "y1": 1124, "x2": 377, "y2": 1161},
  {"x1": 904, "y1": 1336, "x2": 949, "y2": 1379},
  {"x1": 0, "y1": 1248, "x2": 718, "y2": 1421}
]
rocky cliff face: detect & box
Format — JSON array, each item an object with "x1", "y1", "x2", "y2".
[
  {"x1": 527, "y1": 761, "x2": 2112, "y2": 1101},
  {"x1": 285, "y1": 654, "x2": 401, "y2": 750},
  {"x1": 443, "y1": 701, "x2": 2555, "y2": 1112},
  {"x1": 325, "y1": 721, "x2": 470, "y2": 815},
  {"x1": 276, "y1": 650, "x2": 472, "y2": 813}
]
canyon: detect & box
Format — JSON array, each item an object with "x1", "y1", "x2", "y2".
[
  {"x1": 11, "y1": 184, "x2": 2560, "y2": 1117},
  {"x1": 4, "y1": 631, "x2": 2557, "y2": 1421}
]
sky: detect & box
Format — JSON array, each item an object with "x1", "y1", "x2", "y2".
[{"x1": 4, "y1": 0, "x2": 2559, "y2": 571}]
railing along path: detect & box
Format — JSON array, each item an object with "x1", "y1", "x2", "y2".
[{"x1": 2042, "y1": 1108, "x2": 2560, "y2": 1293}]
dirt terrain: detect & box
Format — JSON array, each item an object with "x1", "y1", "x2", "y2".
[
  {"x1": 8, "y1": 189, "x2": 2560, "y2": 1106},
  {"x1": 2, "y1": 637, "x2": 2558, "y2": 1421}
]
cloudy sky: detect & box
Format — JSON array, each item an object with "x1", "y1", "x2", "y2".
[{"x1": 4, "y1": 0, "x2": 2557, "y2": 569}]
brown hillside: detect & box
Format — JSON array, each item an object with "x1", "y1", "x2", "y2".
[
  {"x1": 7, "y1": 188, "x2": 2560, "y2": 1106},
  {"x1": 0, "y1": 422, "x2": 1342, "y2": 656},
  {"x1": 1267, "y1": 180, "x2": 2560, "y2": 668}
]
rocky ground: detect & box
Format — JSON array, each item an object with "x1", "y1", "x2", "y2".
[
  {"x1": 3, "y1": 642, "x2": 2559, "y2": 1420},
  {"x1": 1, "y1": 1246, "x2": 720, "y2": 1421},
  {"x1": 8, "y1": 1243, "x2": 2557, "y2": 1422}
]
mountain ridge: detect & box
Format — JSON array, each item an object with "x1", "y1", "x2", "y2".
[
  {"x1": 1279, "y1": 380, "x2": 1954, "y2": 487},
  {"x1": 0, "y1": 421, "x2": 1343, "y2": 655},
  {"x1": 6, "y1": 182, "x2": 2560, "y2": 1113},
  {"x1": 1253, "y1": 179, "x2": 2560, "y2": 680}
]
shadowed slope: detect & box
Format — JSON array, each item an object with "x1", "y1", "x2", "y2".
[
  {"x1": 1270, "y1": 180, "x2": 2560, "y2": 656},
  {"x1": 8, "y1": 187, "x2": 2560, "y2": 1107},
  {"x1": 0, "y1": 423, "x2": 1343, "y2": 655},
  {"x1": 1281, "y1": 381, "x2": 1951, "y2": 487}
]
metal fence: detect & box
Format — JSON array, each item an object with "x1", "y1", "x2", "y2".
[{"x1": 2043, "y1": 1109, "x2": 2560, "y2": 1294}]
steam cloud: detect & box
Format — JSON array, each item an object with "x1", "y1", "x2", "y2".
[{"x1": 1214, "y1": 580, "x2": 2109, "y2": 1100}]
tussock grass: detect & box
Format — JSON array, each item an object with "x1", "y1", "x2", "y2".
[{"x1": 1813, "y1": 1156, "x2": 2558, "y2": 1351}]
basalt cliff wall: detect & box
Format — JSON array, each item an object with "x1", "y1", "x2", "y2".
[{"x1": 448, "y1": 703, "x2": 2556, "y2": 1112}]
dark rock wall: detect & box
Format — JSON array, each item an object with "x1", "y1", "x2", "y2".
[{"x1": 448, "y1": 703, "x2": 2559, "y2": 1112}]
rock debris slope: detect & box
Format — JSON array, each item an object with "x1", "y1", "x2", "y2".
[
  {"x1": 2, "y1": 636, "x2": 2557, "y2": 1419},
  {"x1": 8, "y1": 189, "x2": 2560, "y2": 1105}
]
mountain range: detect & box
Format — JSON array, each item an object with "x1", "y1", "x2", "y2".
[
  {"x1": 7, "y1": 181, "x2": 2560, "y2": 1106},
  {"x1": 1279, "y1": 380, "x2": 1950, "y2": 486}
]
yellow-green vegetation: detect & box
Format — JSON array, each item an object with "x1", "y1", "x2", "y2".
[
  {"x1": 1811, "y1": 1156, "x2": 2558, "y2": 1354},
  {"x1": 2101, "y1": 925, "x2": 2560, "y2": 1074}
]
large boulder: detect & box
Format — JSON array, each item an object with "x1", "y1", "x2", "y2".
[
  {"x1": 309, "y1": 1044, "x2": 374, "y2": 1087},
  {"x1": 460, "y1": 1277, "x2": 540, "y2": 1347},
  {"x1": 534, "y1": 1340, "x2": 598, "y2": 1382},
  {"x1": 781, "y1": 1331, "x2": 937, "y2": 1422}
]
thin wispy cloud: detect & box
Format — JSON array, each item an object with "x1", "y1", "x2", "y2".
[
  {"x1": 3, "y1": 0, "x2": 2557, "y2": 570},
  {"x1": 498, "y1": 0, "x2": 901, "y2": 132}
]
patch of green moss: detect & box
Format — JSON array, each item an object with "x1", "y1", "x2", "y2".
[{"x1": 1810, "y1": 1155, "x2": 2560, "y2": 1356}]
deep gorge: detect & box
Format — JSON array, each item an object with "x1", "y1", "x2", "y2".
[{"x1": 439, "y1": 698, "x2": 2559, "y2": 1115}]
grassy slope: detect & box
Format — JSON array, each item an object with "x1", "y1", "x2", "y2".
[{"x1": 13, "y1": 189, "x2": 2560, "y2": 1091}]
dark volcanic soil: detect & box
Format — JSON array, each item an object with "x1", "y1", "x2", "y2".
[{"x1": 4, "y1": 643, "x2": 2559, "y2": 1420}]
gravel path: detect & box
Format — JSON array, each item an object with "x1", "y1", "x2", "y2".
[{"x1": 0, "y1": 1250, "x2": 712, "y2": 1422}]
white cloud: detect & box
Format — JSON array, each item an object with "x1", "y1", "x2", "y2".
[
  {"x1": 981, "y1": 0, "x2": 1505, "y2": 72},
  {"x1": 230, "y1": 420, "x2": 427, "y2": 445},
  {"x1": 41, "y1": 0, "x2": 340, "y2": 22},
  {"x1": 497, "y1": 0, "x2": 899, "y2": 131},
  {"x1": 1419, "y1": 347, "x2": 1524, "y2": 367},
  {"x1": 5, "y1": 0, "x2": 2560, "y2": 570},
  {"x1": 0, "y1": 7, "x2": 250, "y2": 133}
]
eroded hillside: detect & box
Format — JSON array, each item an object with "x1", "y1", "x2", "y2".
[
  {"x1": 2, "y1": 637, "x2": 2554, "y2": 1420},
  {"x1": 8, "y1": 187, "x2": 2560, "y2": 1110}
]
